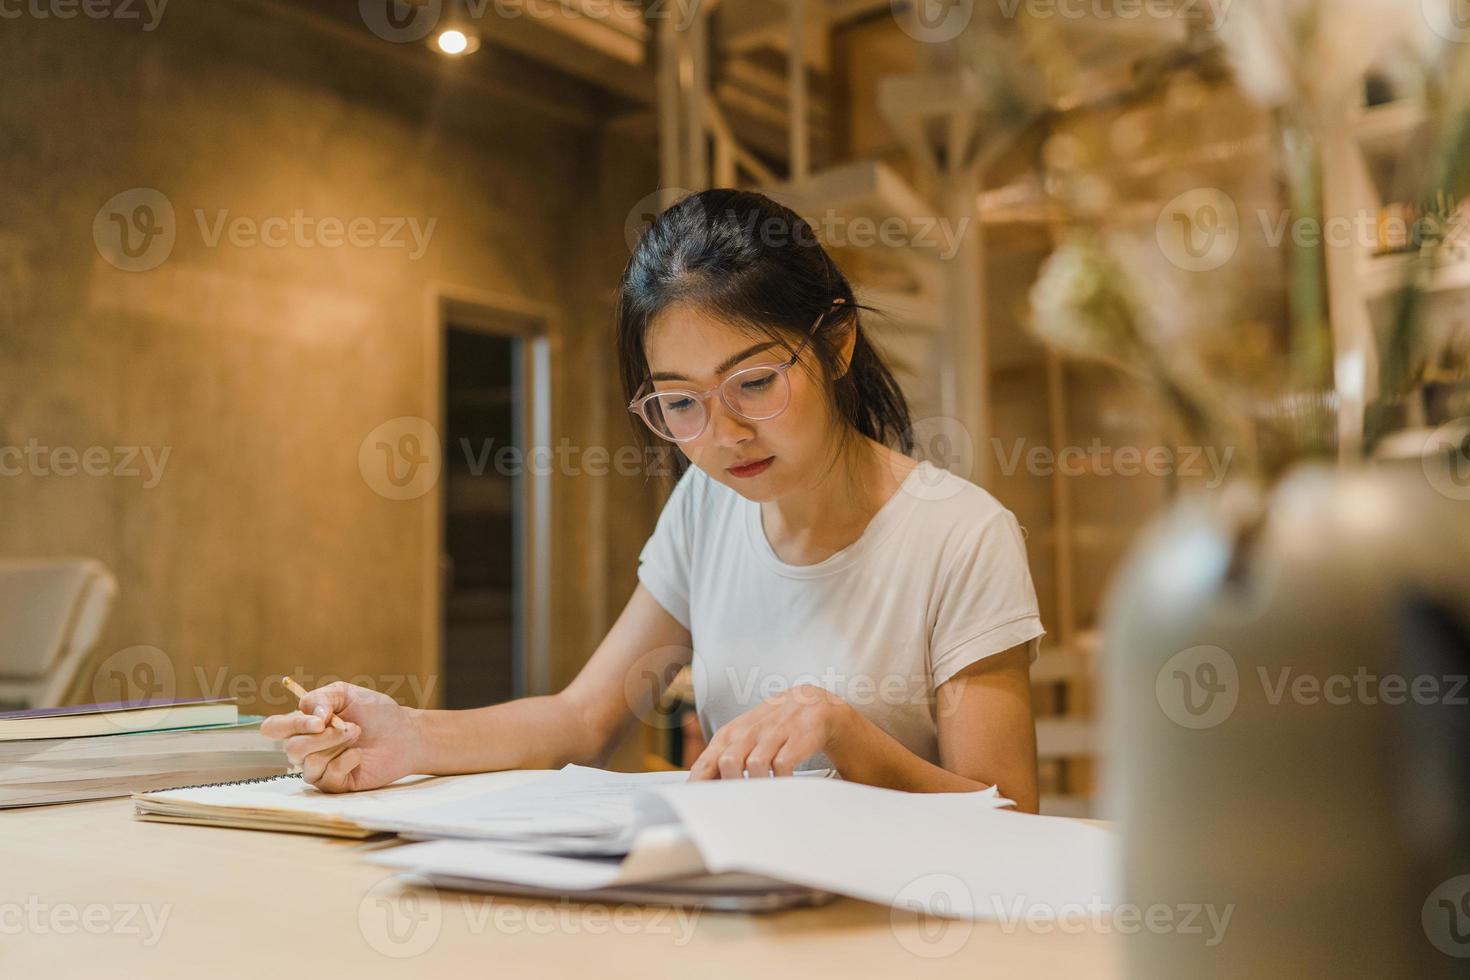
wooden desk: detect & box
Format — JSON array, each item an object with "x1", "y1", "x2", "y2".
[{"x1": 3, "y1": 799, "x2": 1118, "y2": 978}]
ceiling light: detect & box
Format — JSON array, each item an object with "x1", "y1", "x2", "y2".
[{"x1": 432, "y1": 28, "x2": 479, "y2": 57}]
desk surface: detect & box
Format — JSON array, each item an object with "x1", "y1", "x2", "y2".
[{"x1": 3, "y1": 798, "x2": 1118, "y2": 978}]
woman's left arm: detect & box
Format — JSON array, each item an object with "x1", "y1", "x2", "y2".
[
  {"x1": 833, "y1": 645, "x2": 1038, "y2": 810},
  {"x1": 688, "y1": 644, "x2": 1040, "y2": 812}
]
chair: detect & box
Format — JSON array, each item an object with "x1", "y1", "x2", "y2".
[{"x1": 0, "y1": 558, "x2": 117, "y2": 711}]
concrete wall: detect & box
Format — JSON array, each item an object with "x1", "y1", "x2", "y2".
[{"x1": 0, "y1": 4, "x2": 661, "y2": 716}]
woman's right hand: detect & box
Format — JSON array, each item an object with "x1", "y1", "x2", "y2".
[{"x1": 259, "y1": 681, "x2": 423, "y2": 792}]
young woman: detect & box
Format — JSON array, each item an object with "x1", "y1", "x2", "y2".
[{"x1": 261, "y1": 190, "x2": 1046, "y2": 811}]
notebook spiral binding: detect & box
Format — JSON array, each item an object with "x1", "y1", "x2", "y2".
[{"x1": 143, "y1": 771, "x2": 303, "y2": 795}]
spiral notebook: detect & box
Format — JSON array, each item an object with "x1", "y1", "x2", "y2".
[
  {"x1": 132, "y1": 764, "x2": 836, "y2": 848},
  {"x1": 133, "y1": 768, "x2": 555, "y2": 839}
]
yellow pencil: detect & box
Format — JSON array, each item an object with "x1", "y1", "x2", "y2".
[{"x1": 280, "y1": 675, "x2": 350, "y2": 732}]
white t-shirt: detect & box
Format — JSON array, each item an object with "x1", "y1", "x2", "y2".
[{"x1": 636, "y1": 459, "x2": 1046, "y2": 770}]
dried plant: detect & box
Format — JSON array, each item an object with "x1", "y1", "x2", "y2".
[{"x1": 1016, "y1": 0, "x2": 1463, "y2": 479}]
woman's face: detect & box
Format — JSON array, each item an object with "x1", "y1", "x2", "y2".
[{"x1": 644, "y1": 304, "x2": 839, "y2": 502}]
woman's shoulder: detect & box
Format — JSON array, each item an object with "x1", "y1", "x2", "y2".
[
  {"x1": 903, "y1": 460, "x2": 1017, "y2": 531},
  {"x1": 895, "y1": 461, "x2": 1033, "y2": 566}
]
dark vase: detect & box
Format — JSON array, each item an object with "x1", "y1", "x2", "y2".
[{"x1": 1102, "y1": 455, "x2": 1470, "y2": 976}]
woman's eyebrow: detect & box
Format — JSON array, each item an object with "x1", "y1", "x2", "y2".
[{"x1": 648, "y1": 341, "x2": 780, "y2": 382}]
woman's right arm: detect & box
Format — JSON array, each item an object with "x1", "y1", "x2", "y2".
[{"x1": 259, "y1": 584, "x2": 693, "y2": 791}]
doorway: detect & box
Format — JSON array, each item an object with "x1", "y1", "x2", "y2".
[{"x1": 437, "y1": 293, "x2": 551, "y2": 709}]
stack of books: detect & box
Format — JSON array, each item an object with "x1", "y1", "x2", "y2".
[{"x1": 1, "y1": 697, "x2": 287, "y2": 807}]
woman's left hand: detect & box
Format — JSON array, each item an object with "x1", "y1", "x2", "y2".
[{"x1": 688, "y1": 684, "x2": 857, "y2": 779}]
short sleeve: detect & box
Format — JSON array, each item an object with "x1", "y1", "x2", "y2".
[
  {"x1": 636, "y1": 467, "x2": 700, "y2": 630},
  {"x1": 929, "y1": 511, "x2": 1046, "y2": 688}
]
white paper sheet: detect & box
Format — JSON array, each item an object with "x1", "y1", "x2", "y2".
[
  {"x1": 372, "y1": 822, "x2": 708, "y2": 890},
  {"x1": 371, "y1": 778, "x2": 1117, "y2": 920},
  {"x1": 645, "y1": 778, "x2": 1118, "y2": 919},
  {"x1": 358, "y1": 765, "x2": 689, "y2": 842}
]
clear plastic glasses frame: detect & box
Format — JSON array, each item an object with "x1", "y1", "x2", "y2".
[{"x1": 628, "y1": 305, "x2": 836, "y2": 444}]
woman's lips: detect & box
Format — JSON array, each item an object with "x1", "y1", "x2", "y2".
[{"x1": 727, "y1": 455, "x2": 775, "y2": 478}]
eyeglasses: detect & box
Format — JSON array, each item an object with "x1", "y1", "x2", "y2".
[{"x1": 628, "y1": 305, "x2": 838, "y2": 444}]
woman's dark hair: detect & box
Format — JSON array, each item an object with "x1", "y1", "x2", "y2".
[{"x1": 616, "y1": 188, "x2": 914, "y2": 480}]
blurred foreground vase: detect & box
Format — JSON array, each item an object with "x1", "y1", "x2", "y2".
[{"x1": 1102, "y1": 458, "x2": 1470, "y2": 977}]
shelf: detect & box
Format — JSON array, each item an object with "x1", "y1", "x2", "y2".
[
  {"x1": 1361, "y1": 252, "x2": 1470, "y2": 302},
  {"x1": 1354, "y1": 100, "x2": 1428, "y2": 166},
  {"x1": 1035, "y1": 718, "x2": 1097, "y2": 758},
  {"x1": 1040, "y1": 794, "x2": 1096, "y2": 819},
  {"x1": 763, "y1": 159, "x2": 942, "y2": 263},
  {"x1": 1031, "y1": 630, "x2": 1099, "y2": 684}
]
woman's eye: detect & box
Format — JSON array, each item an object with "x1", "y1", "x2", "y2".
[
  {"x1": 665, "y1": 397, "x2": 696, "y2": 413},
  {"x1": 741, "y1": 376, "x2": 774, "y2": 392}
]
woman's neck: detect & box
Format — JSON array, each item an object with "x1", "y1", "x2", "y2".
[{"x1": 760, "y1": 436, "x2": 918, "y2": 566}]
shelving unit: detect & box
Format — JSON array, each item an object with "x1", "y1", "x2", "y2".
[{"x1": 1325, "y1": 97, "x2": 1470, "y2": 443}]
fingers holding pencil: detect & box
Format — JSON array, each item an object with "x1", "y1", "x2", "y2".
[
  {"x1": 258, "y1": 678, "x2": 420, "y2": 793},
  {"x1": 282, "y1": 676, "x2": 350, "y2": 731}
]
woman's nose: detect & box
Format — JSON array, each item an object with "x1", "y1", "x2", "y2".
[{"x1": 706, "y1": 397, "x2": 755, "y2": 447}]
